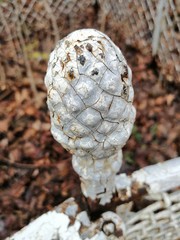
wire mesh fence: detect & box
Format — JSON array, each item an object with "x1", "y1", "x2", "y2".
[
  {"x1": 0, "y1": 0, "x2": 179, "y2": 86},
  {"x1": 99, "y1": 0, "x2": 179, "y2": 83}
]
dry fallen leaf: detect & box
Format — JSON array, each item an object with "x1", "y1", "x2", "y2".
[
  {"x1": 165, "y1": 94, "x2": 175, "y2": 106},
  {"x1": 0, "y1": 119, "x2": 9, "y2": 132}
]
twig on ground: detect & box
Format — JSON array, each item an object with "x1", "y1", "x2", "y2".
[{"x1": 0, "y1": 157, "x2": 57, "y2": 170}]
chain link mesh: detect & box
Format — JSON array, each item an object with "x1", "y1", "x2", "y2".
[
  {"x1": 98, "y1": 0, "x2": 179, "y2": 83},
  {"x1": 0, "y1": 0, "x2": 179, "y2": 83}
]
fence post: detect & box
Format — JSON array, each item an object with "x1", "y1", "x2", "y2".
[{"x1": 45, "y1": 29, "x2": 136, "y2": 205}]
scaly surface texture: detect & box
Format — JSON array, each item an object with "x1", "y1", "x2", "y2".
[{"x1": 45, "y1": 29, "x2": 136, "y2": 204}]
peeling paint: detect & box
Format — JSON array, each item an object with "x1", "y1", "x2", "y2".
[{"x1": 45, "y1": 29, "x2": 136, "y2": 204}]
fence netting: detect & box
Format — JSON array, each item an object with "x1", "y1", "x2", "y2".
[{"x1": 0, "y1": 0, "x2": 179, "y2": 85}]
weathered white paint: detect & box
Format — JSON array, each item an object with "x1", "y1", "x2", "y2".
[
  {"x1": 115, "y1": 157, "x2": 180, "y2": 198},
  {"x1": 7, "y1": 158, "x2": 180, "y2": 239},
  {"x1": 6, "y1": 211, "x2": 73, "y2": 240},
  {"x1": 132, "y1": 157, "x2": 180, "y2": 193},
  {"x1": 45, "y1": 29, "x2": 136, "y2": 204}
]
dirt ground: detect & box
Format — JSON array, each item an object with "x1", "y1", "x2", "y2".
[{"x1": 0, "y1": 3, "x2": 179, "y2": 238}]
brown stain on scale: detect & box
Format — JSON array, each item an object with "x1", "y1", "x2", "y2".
[
  {"x1": 65, "y1": 53, "x2": 71, "y2": 64},
  {"x1": 67, "y1": 68, "x2": 75, "y2": 81},
  {"x1": 99, "y1": 52, "x2": 105, "y2": 59},
  {"x1": 57, "y1": 115, "x2": 61, "y2": 124},
  {"x1": 121, "y1": 65, "x2": 129, "y2": 100},
  {"x1": 60, "y1": 60, "x2": 64, "y2": 70},
  {"x1": 97, "y1": 41, "x2": 105, "y2": 59},
  {"x1": 74, "y1": 45, "x2": 86, "y2": 66},
  {"x1": 60, "y1": 53, "x2": 71, "y2": 70},
  {"x1": 121, "y1": 84, "x2": 129, "y2": 100},
  {"x1": 74, "y1": 45, "x2": 83, "y2": 55},
  {"x1": 121, "y1": 65, "x2": 128, "y2": 82},
  {"x1": 86, "y1": 43, "x2": 93, "y2": 52},
  {"x1": 97, "y1": 40, "x2": 105, "y2": 51}
]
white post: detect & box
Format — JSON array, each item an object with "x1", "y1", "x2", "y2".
[
  {"x1": 45, "y1": 29, "x2": 136, "y2": 204},
  {"x1": 152, "y1": 0, "x2": 167, "y2": 55}
]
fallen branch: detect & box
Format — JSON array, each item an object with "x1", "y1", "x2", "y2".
[{"x1": 0, "y1": 157, "x2": 57, "y2": 170}]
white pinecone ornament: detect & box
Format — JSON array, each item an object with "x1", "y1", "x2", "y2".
[{"x1": 45, "y1": 29, "x2": 136, "y2": 204}]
